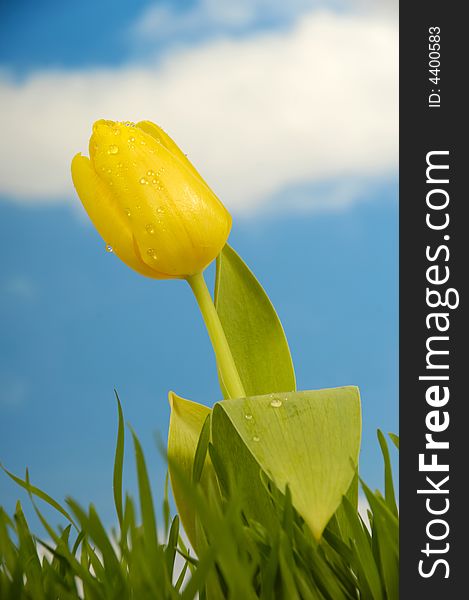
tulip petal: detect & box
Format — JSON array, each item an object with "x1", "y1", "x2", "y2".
[
  {"x1": 71, "y1": 154, "x2": 170, "y2": 279},
  {"x1": 92, "y1": 125, "x2": 230, "y2": 276},
  {"x1": 136, "y1": 121, "x2": 206, "y2": 185}
]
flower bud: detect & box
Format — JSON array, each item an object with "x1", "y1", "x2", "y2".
[{"x1": 71, "y1": 120, "x2": 232, "y2": 279}]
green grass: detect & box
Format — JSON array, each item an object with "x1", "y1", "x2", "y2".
[{"x1": 0, "y1": 397, "x2": 398, "y2": 599}]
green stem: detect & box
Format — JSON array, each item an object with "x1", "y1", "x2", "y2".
[{"x1": 186, "y1": 272, "x2": 246, "y2": 399}]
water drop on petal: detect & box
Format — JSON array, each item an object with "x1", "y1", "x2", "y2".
[
  {"x1": 270, "y1": 398, "x2": 282, "y2": 408},
  {"x1": 105, "y1": 244, "x2": 113, "y2": 253}
]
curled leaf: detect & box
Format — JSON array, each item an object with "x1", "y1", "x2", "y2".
[
  {"x1": 212, "y1": 387, "x2": 361, "y2": 540},
  {"x1": 167, "y1": 392, "x2": 214, "y2": 549}
]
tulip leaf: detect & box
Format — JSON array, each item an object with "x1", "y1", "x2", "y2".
[
  {"x1": 167, "y1": 392, "x2": 213, "y2": 549},
  {"x1": 211, "y1": 386, "x2": 361, "y2": 540},
  {"x1": 215, "y1": 244, "x2": 296, "y2": 398}
]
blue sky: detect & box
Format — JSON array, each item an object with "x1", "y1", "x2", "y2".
[{"x1": 0, "y1": 0, "x2": 398, "y2": 529}]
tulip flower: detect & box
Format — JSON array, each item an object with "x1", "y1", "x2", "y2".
[{"x1": 71, "y1": 120, "x2": 232, "y2": 279}]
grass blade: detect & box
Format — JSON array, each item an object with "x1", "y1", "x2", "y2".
[
  {"x1": 1, "y1": 466, "x2": 76, "y2": 528},
  {"x1": 377, "y1": 430, "x2": 398, "y2": 517},
  {"x1": 130, "y1": 427, "x2": 159, "y2": 559},
  {"x1": 113, "y1": 390, "x2": 125, "y2": 528},
  {"x1": 192, "y1": 414, "x2": 211, "y2": 484}
]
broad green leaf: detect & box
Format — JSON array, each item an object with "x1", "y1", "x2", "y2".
[
  {"x1": 167, "y1": 392, "x2": 213, "y2": 550},
  {"x1": 210, "y1": 405, "x2": 279, "y2": 532},
  {"x1": 212, "y1": 387, "x2": 361, "y2": 540},
  {"x1": 215, "y1": 244, "x2": 296, "y2": 397}
]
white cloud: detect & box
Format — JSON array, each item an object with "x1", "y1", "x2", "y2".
[
  {"x1": 132, "y1": 0, "x2": 317, "y2": 41},
  {"x1": 0, "y1": 9, "x2": 397, "y2": 215},
  {"x1": 132, "y1": 0, "x2": 397, "y2": 42}
]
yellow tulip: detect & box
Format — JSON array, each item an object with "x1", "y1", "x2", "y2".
[{"x1": 71, "y1": 120, "x2": 232, "y2": 279}]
